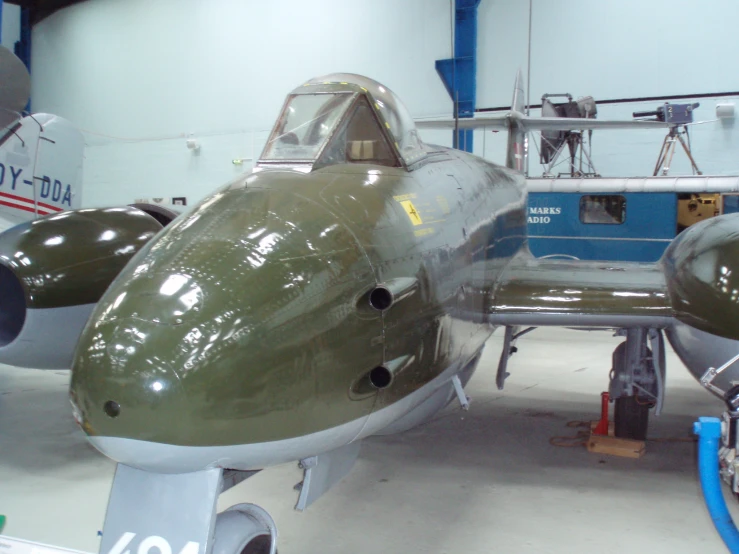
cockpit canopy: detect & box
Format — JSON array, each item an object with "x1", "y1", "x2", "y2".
[{"x1": 258, "y1": 73, "x2": 428, "y2": 170}]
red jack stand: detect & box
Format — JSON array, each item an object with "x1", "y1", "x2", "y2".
[
  {"x1": 593, "y1": 391, "x2": 610, "y2": 436},
  {"x1": 587, "y1": 391, "x2": 646, "y2": 458}
]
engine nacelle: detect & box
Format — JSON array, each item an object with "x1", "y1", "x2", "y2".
[
  {"x1": 663, "y1": 213, "x2": 739, "y2": 396},
  {"x1": 667, "y1": 320, "x2": 739, "y2": 397},
  {"x1": 0, "y1": 207, "x2": 163, "y2": 368}
]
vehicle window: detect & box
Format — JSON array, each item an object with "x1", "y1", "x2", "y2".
[
  {"x1": 579, "y1": 195, "x2": 626, "y2": 224},
  {"x1": 315, "y1": 95, "x2": 401, "y2": 169},
  {"x1": 261, "y1": 93, "x2": 354, "y2": 161},
  {"x1": 344, "y1": 98, "x2": 398, "y2": 165}
]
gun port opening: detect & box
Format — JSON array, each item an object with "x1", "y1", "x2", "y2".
[
  {"x1": 104, "y1": 400, "x2": 121, "y2": 418},
  {"x1": 369, "y1": 366, "x2": 393, "y2": 389},
  {"x1": 369, "y1": 287, "x2": 393, "y2": 311}
]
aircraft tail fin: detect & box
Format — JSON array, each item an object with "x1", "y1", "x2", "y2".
[
  {"x1": 415, "y1": 70, "x2": 529, "y2": 171},
  {"x1": 505, "y1": 69, "x2": 527, "y2": 171},
  {"x1": 0, "y1": 114, "x2": 83, "y2": 229},
  {"x1": 511, "y1": 68, "x2": 526, "y2": 116}
]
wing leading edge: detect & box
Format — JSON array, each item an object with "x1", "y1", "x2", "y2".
[
  {"x1": 415, "y1": 113, "x2": 669, "y2": 132},
  {"x1": 488, "y1": 252, "x2": 673, "y2": 329}
]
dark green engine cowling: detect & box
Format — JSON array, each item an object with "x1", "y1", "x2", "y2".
[
  {"x1": 0, "y1": 206, "x2": 165, "y2": 369},
  {"x1": 662, "y1": 214, "x2": 739, "y2": 341},
  {"x1": 662, "y1": 213, "x2": 739, "y2": 396}
]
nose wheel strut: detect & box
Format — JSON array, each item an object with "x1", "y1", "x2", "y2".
[{"x1": 99, "y1": 465, "x2": 277, "y2": 554}]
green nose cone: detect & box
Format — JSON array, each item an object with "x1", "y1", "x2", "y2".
[{"x1": 71, "y1": 180, "x2": 384, "y2": 447}]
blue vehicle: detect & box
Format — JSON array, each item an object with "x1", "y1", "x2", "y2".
[{"x1": 526, "y1": 177, "x2": 739, "y2": 262}]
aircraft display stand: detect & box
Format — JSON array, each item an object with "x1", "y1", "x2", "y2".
[{"x1": 0, "y1": 535, "x2": 90, "y2": 554}]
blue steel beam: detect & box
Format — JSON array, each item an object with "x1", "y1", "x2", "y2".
[
  {"x1": 435, "y1": 0, "x2": 480, "y2": 152},
  {"x1": 14, "y1": 6, "x2": 31, "y2": 111}
]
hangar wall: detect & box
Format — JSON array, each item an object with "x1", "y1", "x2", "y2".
[
  {"x1": 1, "y1": 3, "x2": 20, "y2": 50},
  {"x1": 31, "y1": 0, "x2": 452, "y2": 207},
  {"x1": 479, "y1": 0, "x2": 739, "y2": 106},
  {"x1": 474, "y1": 0, "x2": 739, "y2": 177},
  {"x1": 28, "y1": 0, "x2": 739, "y2": 207}
]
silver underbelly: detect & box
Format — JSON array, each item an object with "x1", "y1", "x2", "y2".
[{"x1": 87, "y1": 352, "x2": 479, "y2": 473}]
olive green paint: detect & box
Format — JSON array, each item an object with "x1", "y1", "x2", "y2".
[
  {"x1": 70, "y1": 149, "x2": 528, "y2": 446},
  {"x1": 491, "y1": 255, "x2": 671, "y2": 319},
  {"x1": 64, "y1": 75, "x2": 739, "y2": 456},
  {"x1": 663, "y1": 215, "x2": 739, "y2": 341},
  {"x1": 0, "y1": 207, "x2": 162, "y2": 309},
  {"x1": 67, "y1": 145, "x2": 739, "y2": 450}
]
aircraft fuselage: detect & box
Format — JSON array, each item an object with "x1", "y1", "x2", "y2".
[{"x1": 70, "y1": 147, "x2": 527, "y2": 472}]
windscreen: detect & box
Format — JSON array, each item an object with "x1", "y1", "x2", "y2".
[
  {"x1": 315, "y1": 95, "x2": 400, "y2": 169},
  {"x1": 261, "y1": 93, "x2": 355, "y2": 161}
]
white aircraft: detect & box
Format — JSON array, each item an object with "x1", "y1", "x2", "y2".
[{"x1": 0, "y1": 45, "x2": 84, "y2": 230}]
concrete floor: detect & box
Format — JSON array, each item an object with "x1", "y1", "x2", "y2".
[{"x1": 0, "y1": 327, "x2": 736, "y2": 553}]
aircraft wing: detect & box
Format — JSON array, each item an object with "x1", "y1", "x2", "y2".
[
  {"x1": 416, "y1": 115, "x2": 509, "y2": 130},
  {"x1": 488, "y1": 252, "x2": 673, "y2": 329},
  {"x1": 416, "y1": 113, "x2": 669, "y2": 131},
  {"x1": 521, "y1": 116, "x2": 669, "y2": 131}
]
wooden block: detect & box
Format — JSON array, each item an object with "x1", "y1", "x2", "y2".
[{"x1": 586, "y1": 433, "x2": 646, "y2": 459}]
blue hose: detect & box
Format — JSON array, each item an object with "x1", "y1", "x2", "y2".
[{"x1": 694, "y1": 417, "x2": 739, "y2": 553}]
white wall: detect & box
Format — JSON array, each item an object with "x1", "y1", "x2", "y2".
[
  {"x1": 2, "y1": 3, "x2": 20, "y2": 51},
  {"x1": 28, "y1": 0, "x2": 739, "y2": 207},
  {"x1": 479, "y1": 0, "x2": 739, "y2": 106},
  {"x1": 475, "y1": 0, "x2": 739, "y2": 178},
  {"x1": 32, "y1": 0, "x2": 453, "y2": 207}
]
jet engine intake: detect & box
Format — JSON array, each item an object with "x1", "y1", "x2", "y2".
[{"x1": 0, "y1": 263, "x2": 25, "y2": 346}]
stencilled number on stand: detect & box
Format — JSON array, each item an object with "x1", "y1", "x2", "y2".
[{"x1": 108, "y1": 533, "x2": 200, "y2": 554}]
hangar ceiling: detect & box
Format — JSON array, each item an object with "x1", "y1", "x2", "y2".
[{"x1": 5, "y1": 0, "x2": 87, "y2": 24}]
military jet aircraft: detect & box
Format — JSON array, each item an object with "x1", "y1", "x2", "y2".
[{"x1": 0, "y1": 72, "x2": 737, "y2": 553}]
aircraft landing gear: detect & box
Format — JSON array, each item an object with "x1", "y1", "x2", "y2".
[
  {"x1": 98, "y1": 445, "x2": 363, "y2": 554},
  {"x1": 609, "y1": 328, "x2": 666, "y2": 440},
  {"x1": 213, "y1": 504, "x2": 278, "y2": 554},
  {"x1": 613, "y1": 394, "x2": 651, "y2": 441},
  {"x1": 99, "y1": 465, "x2": 277, "y2": 554}
]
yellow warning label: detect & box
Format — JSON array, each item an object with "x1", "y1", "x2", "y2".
[
  {"x1": 414, "y1": 228, "x2": 434, "y2": 237},
  {"x1": 393, "y1": 193, "x2": 417, "y2": 201},
  {"x1": 400, "y1": 200, "x2": 423, "y2": 225}
]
